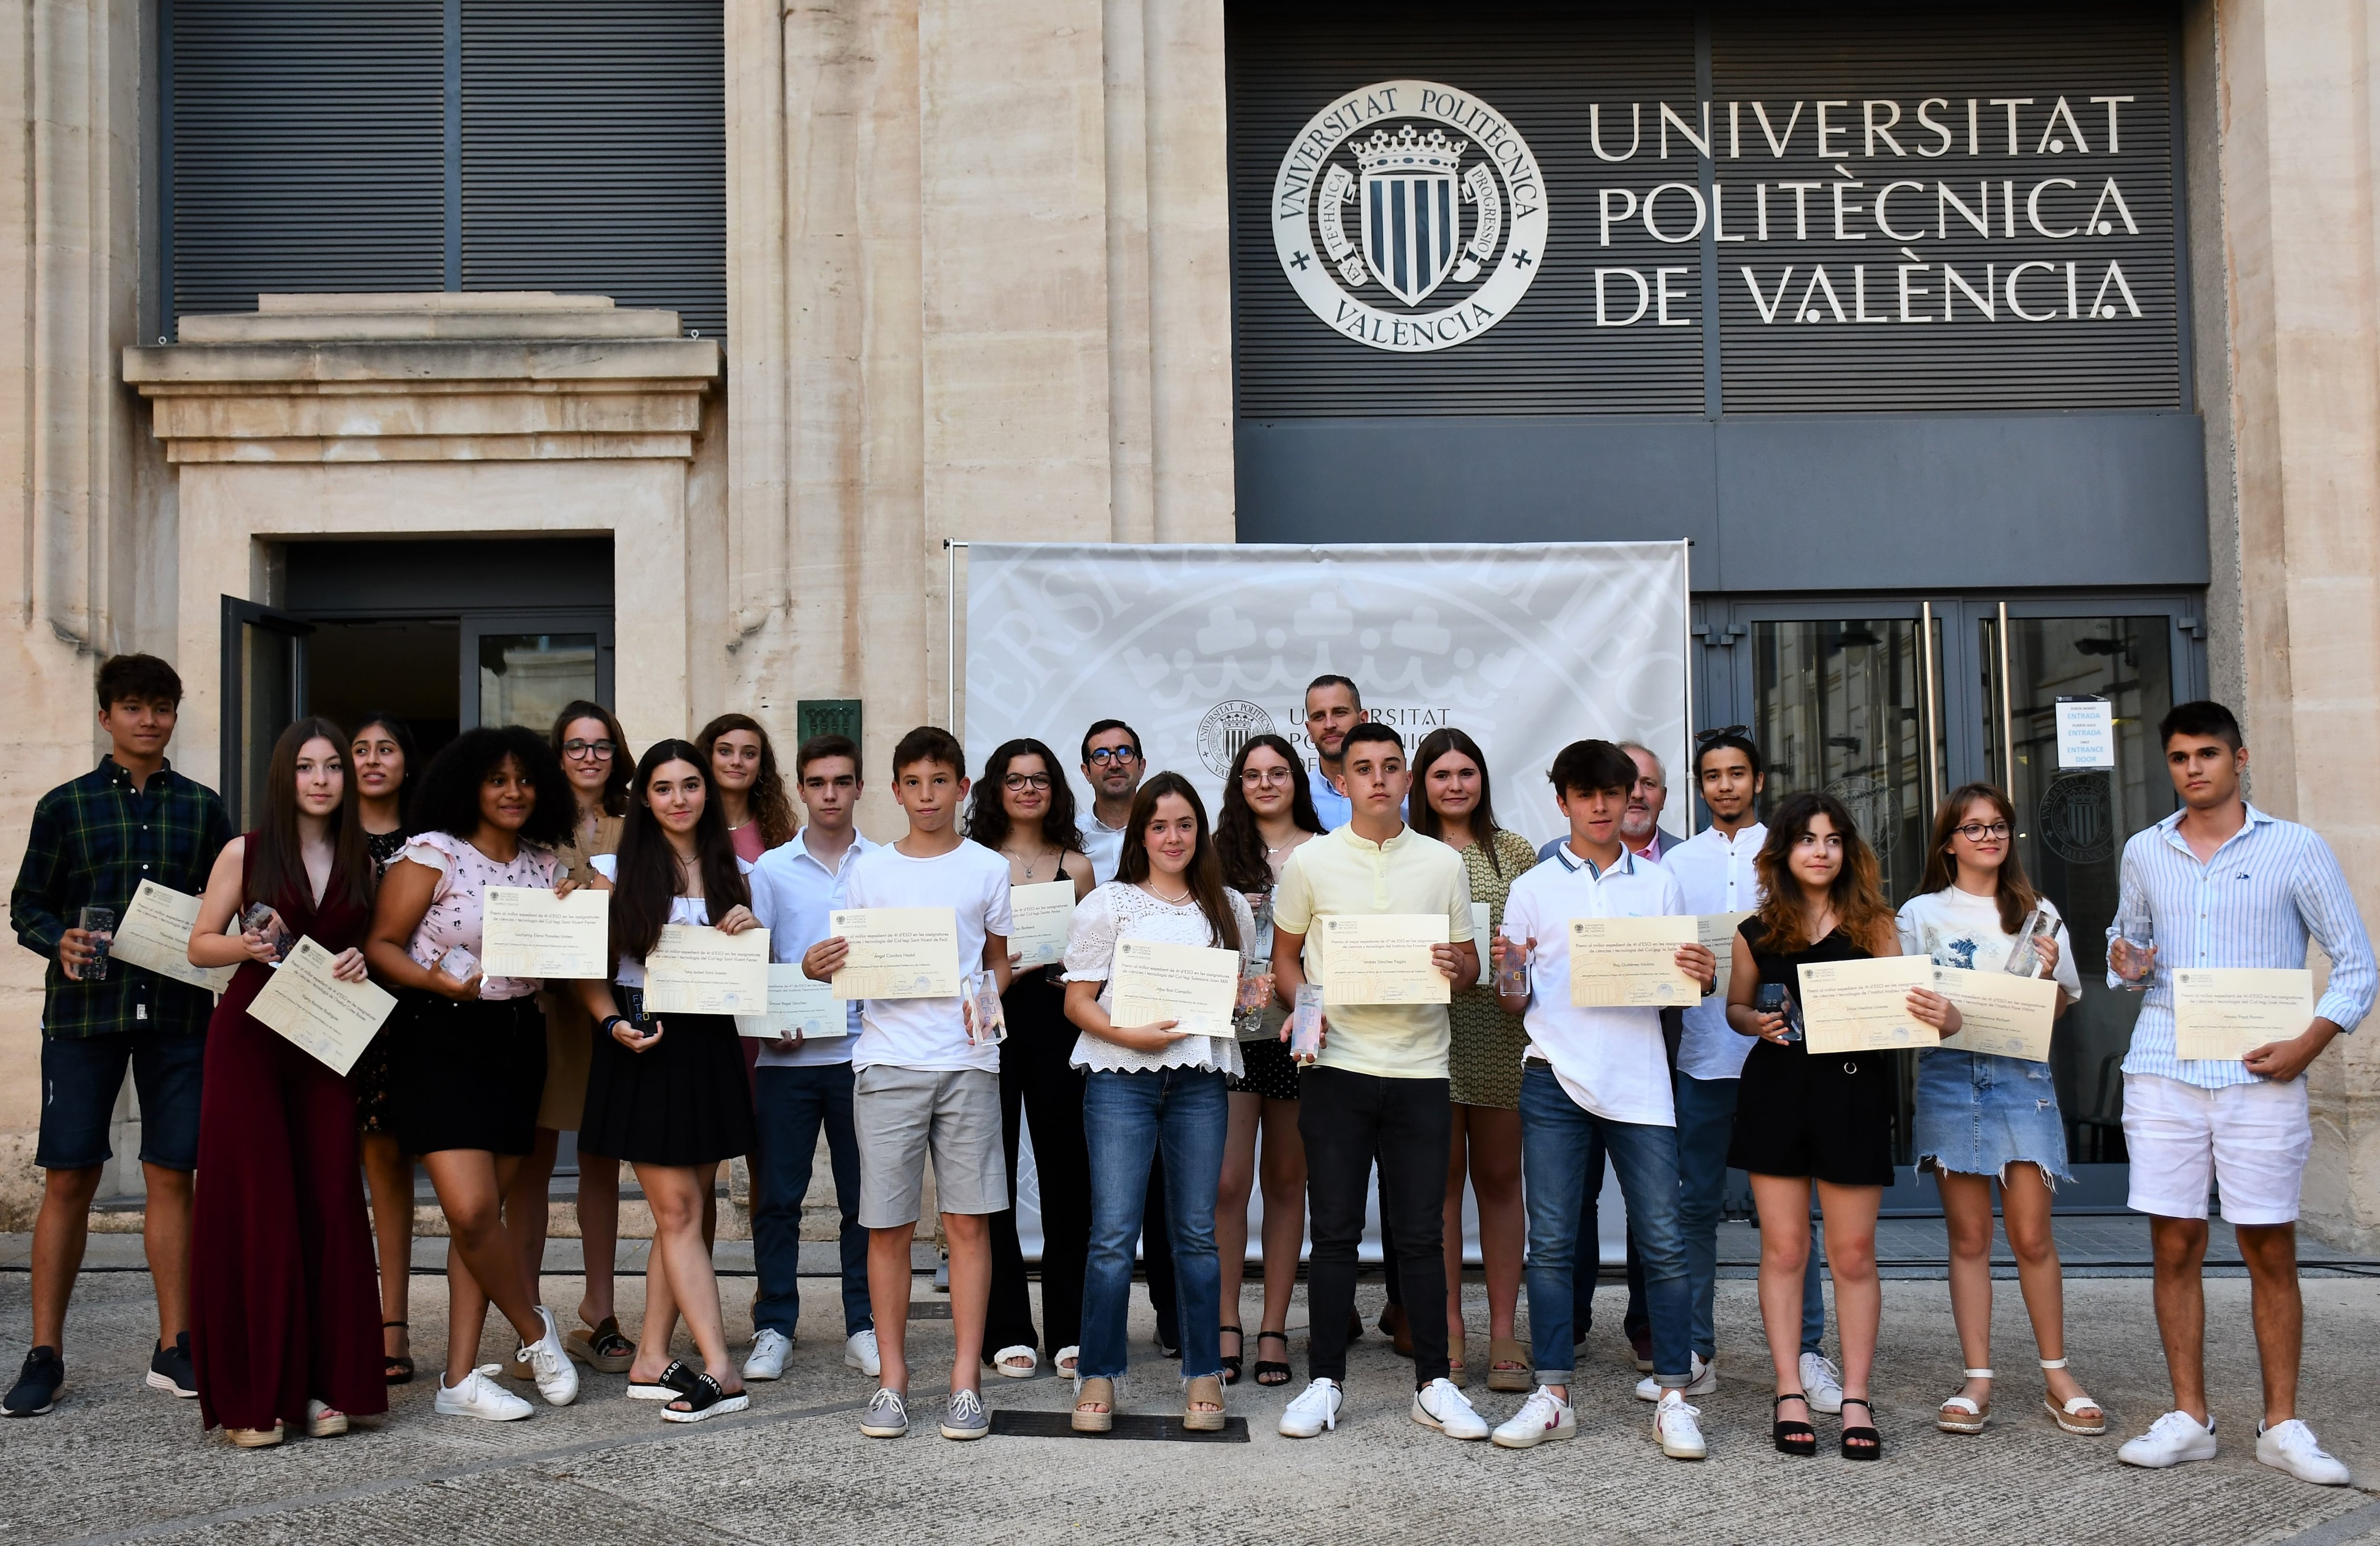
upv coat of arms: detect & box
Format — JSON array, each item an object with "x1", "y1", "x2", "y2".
[{"x1": 1272, "y1": 80, "x2": 1549, "y2": 353}]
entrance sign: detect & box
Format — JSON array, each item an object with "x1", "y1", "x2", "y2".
[{"x1": 2055, "y1": 698, "x2": 2116, "y2": 768}]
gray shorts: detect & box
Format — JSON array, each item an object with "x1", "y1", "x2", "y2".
[{"x1": 853, "y1": 1064, "x2": 1007, "y2": 1228}]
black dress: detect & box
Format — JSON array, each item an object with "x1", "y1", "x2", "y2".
[
  {"x1": 347, "y1": 828, "x2": 409, "y2": 1136},
  {"x1": 578, "y1": 897, "x2": 757, "y2": 1169},
  {"x1": 1726, "y1": 919, "x2": 1898, "y2": 1187}
]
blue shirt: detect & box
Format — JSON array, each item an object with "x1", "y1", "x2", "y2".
[
  {"x1": 1310, "y1": 773, "x2": 1405, "y2": 833},
  {"x1": 747, "y1": 826, "x2": 873, "y2": 1067},
  {"x1": 2108, "y1": 803, "x2": 2375, "y2": 1090}
]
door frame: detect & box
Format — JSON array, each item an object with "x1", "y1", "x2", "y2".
[
  {"x1": 218, "y1": 596, "x2": 314, "y2": 826},
  {"x1": 456, "y1": 610, "x2": 617, "y2": 731}
]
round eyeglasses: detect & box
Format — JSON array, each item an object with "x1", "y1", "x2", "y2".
[
  {"x1": 562, "y1": 739, "x2": 616, "y2": 760},
  {"x1": 1003, "y1": 773, "x2": 1052, "y2": 791}
]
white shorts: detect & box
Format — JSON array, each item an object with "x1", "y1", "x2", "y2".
[{"x1": 2121, "y1": 1071, "x2": 2311, "y2": 1226}]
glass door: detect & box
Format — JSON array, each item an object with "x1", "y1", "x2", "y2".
[
  {"x1": 459, "y1": 612, "x2": 615, "y2": 733},
  {"x1": 218, "y1": 597, "x2": 313, "y2": 828}
]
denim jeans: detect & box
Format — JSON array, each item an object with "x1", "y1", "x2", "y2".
[
  {"x1": 1675, "y1": 1071, "x2": 1825, "y2": 1359},
  {"x1": 751, "y1": 1062, "x2": 871, "y2": 1338},
  {"x1": 1079, "y1": 1066, "x2": 1228, "y2": 1382},
  {"x1": 1519, "y1": 1064, "x2": 1692, "y2": 1385}
]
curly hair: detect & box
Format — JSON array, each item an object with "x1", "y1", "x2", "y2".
[
  {"x1": 1751, "y1": 790, "x2": 1895, "y2": 955},
  {"x1": 407, "y1": 725, "x2": 574, "y2": 850},
  {"x1": 965, "y1": 738, "x2": 1084, "y2": 856},
  {"x1": 697, "y1": 712, "x2": 798, "y2": 850}
]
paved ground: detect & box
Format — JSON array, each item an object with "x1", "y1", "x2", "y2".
[{"x1": 4, "y1": 1254, "x2": 2379, "y2": 1546}]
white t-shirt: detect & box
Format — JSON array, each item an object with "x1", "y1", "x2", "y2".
[
  {"x1": 1062, "y1": 881, "x2": 1253, "y2": 1077},
  {"x1": 587, "y1": 852, "x2": 755, "y2": 989},
  {"x1": 1660, "y1": 821, "x2": 1767, "y2": 1081},
  {"x1": 1895, "y1": 886, "x2": 2082, "y2": 1050},
  {"x1": 1500, "y1": 846, "x2": 1688, "y2": 1127},
  {"x1": 839, "y1": 837, "x2": 1013, "y2": 1073}
]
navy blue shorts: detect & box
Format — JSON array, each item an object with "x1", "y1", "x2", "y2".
[{"x1": 36, "y1": 1031, "x2": 205, "y2": 1171}]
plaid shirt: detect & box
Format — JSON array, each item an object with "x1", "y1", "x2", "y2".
[{"x1": 10, "y1": 757, "x2": 232, "y2": 1038}]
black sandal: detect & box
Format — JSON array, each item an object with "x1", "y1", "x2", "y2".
[
  {"x1": 1254, "y1": 1330, "x2": 1293, "y2": 1387},
  {"x1": 1219, "y1": 1325, "x2": 1244, "y2": 1386},
  {"x1": 383, "y1": 1320, "x2": 414, "y2": 1386},
  {"x1": 660, "y1": 1372, "x2": 751, "y2": 1424},
  {"x1": 1773, "y1": 1391, "x2": 1817, "y2": 1457},
  {"x1": 628, "y1": 1358, "x2": 700, "y2": 1400},
  {"x1": 1840, "y1": 1396, "x2": 1882, "y2": 1461}
]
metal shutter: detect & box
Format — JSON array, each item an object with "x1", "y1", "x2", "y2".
[{"x1": 461, "y1": 0, "x2": 726, "y2": 338}]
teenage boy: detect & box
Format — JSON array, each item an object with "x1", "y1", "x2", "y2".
[
  {"x1": 744, "y1": 734, "x2": 878, "y2": 1384},
  {"x1": 4, "y1": 654, "x2": 231, "y2": 1418},
  {"x1": 804, "y1": 727, "x2": 1012, "y2": 1441},
  {"x1": 1488, "y1": 740, "x2": 1715, "y2": 1458},
  {"x1": 1077, "y1": 720, "x2": 1144, "y2": 884},
  {"x1": 2108, "y1": 701, "x2": 2373, "y2": 1486},
  {"x1": 1657, "y1": 731, "x2": 1836, "y2": 1410},
  {"x1": 1270, "y1": 722, "x2": 1484, "y2": 1441},
  {"x1": 1302, "y1": 675, "x2": 1365, "y2": 831}
]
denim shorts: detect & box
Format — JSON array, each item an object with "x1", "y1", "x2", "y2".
[
  {"x1": 1913, "y1": 1049, "x2": 2072, "y2": 1185},
  {"x1": 37, "y1": 1030, "x2": 206, "y2": 1171}
]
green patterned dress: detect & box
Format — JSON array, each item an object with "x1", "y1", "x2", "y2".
[{"x1": 1447, "y1": 828, "x2": 1541, "y2": 1109}]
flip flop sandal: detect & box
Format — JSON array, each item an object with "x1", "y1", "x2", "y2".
[
  {"x1": 1937, "y1": 1367, "x2": 1992, "y2": 1434},
  {"x1": 661, "y1": 1373, "x2": 750, "y2": 1423},
  {"x1": 1072, "y1": 1376, "x2": 1115, "y2": 1433},
  {"x1": 383, "y1": 1320, "x2": 414, "y2": 1386},
  {"x1": 565, "y1": 1316, "x2": 635, "y2": 1375},
  {"x1": 626, "y1": 1359, "x2": 699, "y2": 1400},
  {"x1": 1253, "y1": 1330, "x2": 1293, "y2": 1387},
  {"x1": 990, "y1": 1344, "x2": 1039, "y2": 1379},
  {"x1": 1183, "y1": 1374, "x2": 1225, "y2": 1432},
  {"x1": 2040, "y1": 1358, "x2": 2108, "y2": 1435},
  {"x1": 1486, "y1": 1337, "x2": 1532, "y2": 1393}
]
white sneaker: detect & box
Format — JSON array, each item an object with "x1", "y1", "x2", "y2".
[
  {"x1": 2257, "y1": 1419, "x2": 2350, "y2": 1486},
  {"x1": 742, "y1": 1328, "x2": 791, "y2": 1382},
  {"x1": 2119, "y1": 1409, "x2": 2219, "y2": 1468},
  {"x1": 1411, "y1": 1377, "x2": 1489, "y2": 1440},
  {"x1": 1279, "y1": 1377, "x2": 1342, "y2": 1438},
  {"x1": 1654, "y1": 1388, "x2": 1708, "y2": 1459},
  {"x1": 1491, "y1": 1386, "x2": 1575, "y2": 1449},
  {"x1": 1799, "y1": 1351, "x2": 1844, "y2": 1416},
  {"x1": 1636, "y1": 1353, "x2": 1717, "y2": 1401},
  {"x1": 518, "y1": 1307, "x2": 580, "y2": 1407},
  {"x1": 435, "y1": 1365, "x2": 533, "y2": 1422},
  {"x1": 844, "y1": 1329, "x2": 882, "y2": 1378}
]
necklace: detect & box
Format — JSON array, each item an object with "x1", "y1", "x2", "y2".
[
  {"x1": 1143, "y1": 882, "x2": 1193, "y2": 905},
  {"x1": 1005, "y1": 844, "x2": 1055, "y2": 882}
]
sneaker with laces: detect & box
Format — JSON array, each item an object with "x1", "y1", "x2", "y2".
[
  {"x1": 1798, "y1": 1351, "x2": 1844, "y2": 1416},
  {"x1": 2256, "y1": 1419, "x2": 2350, "y2": 1485},
  {"x1": 1411, "y1": 1376, "x2": 1489, "y2": 1440},
  {"x1": 1636, "y1": 1352, "x2": 1717, "y2": 1401},
  {"x1": 1279, "y1": 1376, "x2": 1343, "y2": 1437},
  {"x1": 518, "y1": 1307, "x2": 580, "y2": 1407},
  {"x1": 860, "y1": 1386, "x2": 909, "y2": 1438},
  {"x1": 940, "y1": 1387, "x2": 990, "y2": 1440},
  {"x1": 2119, "y1": 1409, "x2": 2218, "y2": 1468},
  {"x1": 3, "y1": 1347, "x2": 63, "y2": 1417},
  {"x1": 743, "y1": 1328, "x2": 792, "y2": 1382},
  {"x1": 845, "y1": 1328, "x2": 882, "y2": 1378},
  {"x1": 1654, "y1": 1388, "x2": 1708, "y2": 1459},
  {"x1": 1491, "y1": 1386, "x2": 1576, "y2": 1449},
  {"x1": 147, "y1": 1333, "x2": 198, "y2": 1398},
  {"x1": 435, "y1": 1364, "x2": 534, "y2": 1422}
]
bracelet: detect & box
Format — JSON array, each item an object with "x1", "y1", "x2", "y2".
[{"x1": 601, "y1": 1014, "x2": 630, "y2": 1036}]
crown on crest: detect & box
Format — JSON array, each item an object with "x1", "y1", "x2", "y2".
[{"x1": 1352, "y1": 124, "x2": 1466, "y2": 174}]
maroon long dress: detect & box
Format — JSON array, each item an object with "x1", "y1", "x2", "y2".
[{"x1": 189, "y1": 835, "x2": 387, "y2": 1433}]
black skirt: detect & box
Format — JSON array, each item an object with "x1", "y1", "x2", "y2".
[
  {"x1": 389, "y1": 992, "x2": 546, "y2": 1158},
  {"x1": 1725, "y1": 920, "x2": 1898, "y2": 1187},
  {"x1": 580, "y1": 1002, "x2": 755, "y2": 1167}
]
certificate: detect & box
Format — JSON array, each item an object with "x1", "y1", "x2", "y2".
[
  {"x1": 1698, "y1": 911, "x2": 1755, "y2": 998},
  {"x1": 1109, "y1": 938, "x2": 1240, "y2": 1037},
  {"x1": 247, "y1": 935, "x2": 396, "y2": 1077},
  {"x1": 1008, "y1": 882, "x2": 1076, "y2": 969},
  {"x1": 644, "y1": 925, "x2": 771, "y2": 1014},
  {"x1": 830, "y1": 907, "x2": 962, "y2": 1000},
  {"x1": 735, "y1": 964, "x2": 847, "y2": 1041},
  {"x1": 1317, "y1": 914, "x2": 1448, "y2": 1006},
  {"x1": 108, "y1": 881, "x2": 235, "y2": 993},
  {"x1": 1567, "y1": 915, "x2": 1699, "y2": 1008},
  {"x1": 1933, "y1": 968, "x2": 2061, "y2": 1061},
  {"x1": 1796, "y1": 956, "x2": 1936, "y2": 1053},
  {"x1": 2173, "y1": 967, "x2": 2314, "y2": 1061},
  {"x1": 481, "y1": 886, "x2": 611, "y2": 980}
]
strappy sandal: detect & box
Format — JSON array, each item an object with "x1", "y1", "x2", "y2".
[
  {"x1": 1773, "y1": 1391, "x2": 1817, "y2": 1457},
  {"x1": 1183, "y1": 1373, "x2": 1225, "y2": 1432},
  {"x1": 1936, "y1": 1366, "x2": 1992, "y2": 1434},
  {"x1": 382, "y1": 1320, "x2": 414, "y2": 1386},
  {"x1": 565, "y1": 1315, "x2": 635, "y2": 1375},
  {"x1": 1219, "y1": 1325, "x2": 1244, "y2": 1386},
  {"x1": 1840, "y1": 1395, "x2": 1882, "y2": 1461},
  {"x1": 1253, "y1": 1330, "x2": 1293, "y2": 1387},
  {"x1": 1486, "y1": 1336, "x2": 1531, "y2": 1393},
  {"x1": 626, "y1": 1358, "x2": 699, "y2": 1400},
  {"x1": 1447, "y1": 1331, "x2": 1468, "y2": 1387},
  {"x1": 1072, "y1": 1376, "x2": 1115, "y2": 1433},
  {"x1": 660, "y1": 1372, "x2": 751, "y2": 1423},
  {"x1": 2040, "y1": 1358, "x2": 2108, "y2": 1435}
]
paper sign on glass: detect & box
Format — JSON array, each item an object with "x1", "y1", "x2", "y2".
[
  {"x1": 247, "y1": 935, "x2": 396, "y2": 1077},
  {"x1": 644, "y1": 925, "x2": 771, "y2": 1014},
  {"x1": 481, "y1": 886, "x2": 611, "y2": 980},
  {"x1": 736, "y1": 964, "x2": 846, "y2": 1041},
  {"x1": 1933, "y1": 967, "x2": 2060, "y2": 1061},
  {"x1": 2173, "y1": 967, "x2": 2314, "y2": 1061},
  {"x1": 1317, "y1": 914, "x2": 1449, "y2": 1006},
  {"x1": 2054, "y1": 700, "x2": 2116, "y2": 769},
  {"x1": 830, "y1": 907, "x2": 962, "y2": 1000},
  {"x1": 1697, "y1": 911, "x2": 1756, "y2": 998},
  {"x1": 1109, "y1": 938, "x2": 1240, "y2": 1037},
  {"x1": 1796, "y1": 956, "x2": 1936, "y2": 1052},
  {"x1": 1008, "y1": 882, "x2": 1076, "y2": 969},
  {"x1": 1568, "y1": 915, "x2": 1700, "y2": 1007},
  {"x1": 108, "y1": 880, "x2": 235, "y2": 992}
]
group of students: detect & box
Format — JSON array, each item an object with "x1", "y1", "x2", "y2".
[{"x1": 2, "y1": 657, "x2": 2368, "y2": 1486}]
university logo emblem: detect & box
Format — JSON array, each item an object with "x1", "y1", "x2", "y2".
[
  {"x1": 1273, "y1": 80, "x2": 1548, "y2": 353},
  {"x1": 1197, "y1": 701, "x2": 1276, "y2": 779}
]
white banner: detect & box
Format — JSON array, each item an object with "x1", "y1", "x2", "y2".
[{"x1": 962, "y1": 542, "x2": 1691, "y2": 849}]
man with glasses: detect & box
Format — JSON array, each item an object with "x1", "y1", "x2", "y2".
[{"x1": 1078, "y1": 721, "x2": 1143, "y2": 885}]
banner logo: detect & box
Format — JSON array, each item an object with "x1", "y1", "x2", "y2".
[
  {"x1": 1273, "y1": 81, "x2": 1548, "y2": 353},
  {"x1": 1197, "y1": 700, "x2": 1276, "y2": 778}
]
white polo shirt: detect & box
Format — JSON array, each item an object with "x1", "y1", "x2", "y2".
[
  {"x1": 1660, "y1": 821, "x2": 1766, "y2": 1081},
  {"x1": 1501, "y1": 843, "x2": 1687, "y2": 1127}
]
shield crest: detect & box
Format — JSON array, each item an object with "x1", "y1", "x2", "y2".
[{"x1": 1354, "y1": 126, "x2": 1467, "y2": 307}]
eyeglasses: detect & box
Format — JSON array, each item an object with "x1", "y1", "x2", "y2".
[
  {"x1": 562, "y1": 739, "x2": 616, "y2": 760},
  {"x1": 1694, "y1": 724, "x2": 1750, "y2": 744},
  {"x1": 1003, "y1": 773, "x2": 1052, "y2": 791},
  {"x1": 1954, "y1": 821, "x2": 2013, "y2": 842},
  {"x1": 1240, "y1": 768, "x2": 1292, "y2": 786},
  {"x1": 1086, "y1": 746, "x2": 1139, "y2": 766}
]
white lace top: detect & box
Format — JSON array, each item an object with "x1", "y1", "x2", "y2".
[
  {"x1": 398, "y1": 830, "x2": 559, "y2": 1001},
  {"x1": 1062, "y1": 881, "x2": 1255, "y2": 1076}
]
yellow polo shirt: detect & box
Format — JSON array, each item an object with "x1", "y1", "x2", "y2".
[{"x1": 1273, "y1": 823, "x2": 1474, "y2": 1080}]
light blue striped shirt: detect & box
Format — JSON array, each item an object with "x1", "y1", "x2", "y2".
[{"x1": 2108, "y1": 803, "x2": 2375, "y2": 1089}]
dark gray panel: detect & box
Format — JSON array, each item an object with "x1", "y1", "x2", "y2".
[{"x1": 284, "y1": 538, "x2": 613, "y2": 616}]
